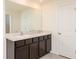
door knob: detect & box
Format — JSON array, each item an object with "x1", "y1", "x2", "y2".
[{"x1": 58, "y1": 32, "x2": 62, "y2": 35}]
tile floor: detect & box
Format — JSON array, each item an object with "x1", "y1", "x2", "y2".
[{"x1": 40, "y1": 53, "x2": 69, "y2": 59}]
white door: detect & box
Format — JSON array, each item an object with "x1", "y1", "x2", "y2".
[{"x1": 57, "y1": 4, "x2": 76, "y2": 59}]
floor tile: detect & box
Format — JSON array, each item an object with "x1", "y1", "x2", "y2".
[{"x1": 40, "y1": 53, "x2": 69, "y2": 59}]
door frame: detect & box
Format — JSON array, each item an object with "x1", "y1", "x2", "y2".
[{"x1": 5, "y1": 14, "x2": 11, "y2": 33}]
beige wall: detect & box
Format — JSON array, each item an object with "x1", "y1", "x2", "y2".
[{"x1": 42, "y1": 0, "x2": 58, "y2": 55}]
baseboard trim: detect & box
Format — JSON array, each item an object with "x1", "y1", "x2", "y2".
[
  {"x1": 59, "y1": 55, "x2": 71, "y2": 59},
  {"x1": 50, "y1": 51, "x2": 59, "y2": 55},
  {"x1": 50, "y1": 51, "x2": 71, "y2": 59}
]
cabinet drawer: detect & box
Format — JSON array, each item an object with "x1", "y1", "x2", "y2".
[
  {"x1": 43, "y1": 35, "x2": 48, "y2": 39},
  {"x1": 26, "y1": 39, "x2": 32, "y2": 44},
  {"x1": 33, "y1": 37, "x2": 38, "y2": 42},
  {"x1": 47, "y1": 34, "x2": 51, "y2": 39},
  {"x1": 15, "y1": 40, "x2": 25, "y2": 47},
  {"x1": 39, "y1": 36, "x2": 43, "y2": 41}
]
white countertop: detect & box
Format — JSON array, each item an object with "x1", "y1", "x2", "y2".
[{"x1": 6, "y1": 31, "x2": 52, "y2": 41}]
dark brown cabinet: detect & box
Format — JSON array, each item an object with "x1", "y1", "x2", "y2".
[
  {"x1": 39, "y1": 40, "x2": 46, "y2": 57},
  {"x1": 46, "y1": 34, "x2": 51, "y2": 52},
  {"x1": 46, "y1": 39, "x2": 51, "y2": 52},
  {"x1": 7, "y1": 34, "x2": 51, "y2": 59},
  {"x1": 30, "y1": 42, "x2": 38, "y2": 59},
  {"x1": 15, "y1": 46, "x2": 28, "y2": 59},
  {"x1": 15, "y1": 40, "x2": 25, "y2": 47}
]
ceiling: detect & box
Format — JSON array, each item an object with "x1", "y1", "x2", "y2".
[
  {"x1": 5, "y1": 1, "x2": 29, "y2": 13},
  {"x1": 5, "y1": 0, "x2": 52, "y2": 13}
]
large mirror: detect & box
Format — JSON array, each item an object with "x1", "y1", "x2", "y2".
[{"x1": 5, "y1": 0, "x2": 42, "y2": 33}]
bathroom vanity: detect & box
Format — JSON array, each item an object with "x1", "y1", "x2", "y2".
[{"x1": 6, "y1": 31, "x2": 52, "y2": 59}]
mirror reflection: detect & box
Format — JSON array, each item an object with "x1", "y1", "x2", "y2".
[{"x1": 5, "y1": 0, "x2": 42, "y2": 33}]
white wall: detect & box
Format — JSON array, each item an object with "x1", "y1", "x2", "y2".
[{"x1": 21, "y1": 8, "x2": 42, "y2": 32}]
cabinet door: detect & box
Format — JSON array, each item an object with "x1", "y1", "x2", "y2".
[
  {"x1": 15, "y1": 46, "x2": 28, "y2": 59},
  {"x1": 30, "y1": 42, "x2": 38, "y2": 59},
  {"x1": 46, "y1": 39, "x2": 51, "y2": 52},
  {"x1": 39, "y1": 40, "x2": 46, "y2": 57}
]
